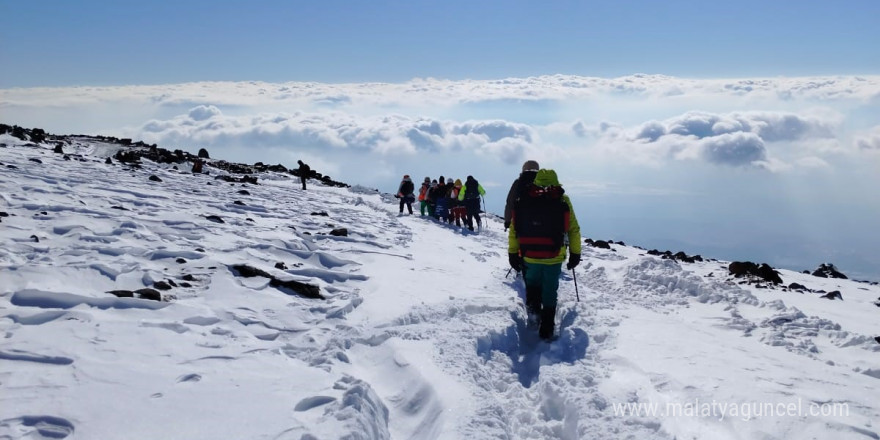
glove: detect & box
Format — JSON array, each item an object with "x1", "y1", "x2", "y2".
[
  {"x1": 508, "y1": 253, "x2": 523, "y2": 272},
  {"x1": 503, "y1": 221, "x2": 510, "y2": 231},
  {"x1": 566, "y1": 253, "x2": 581, "y2": 270}
]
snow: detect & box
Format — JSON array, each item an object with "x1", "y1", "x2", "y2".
[{"x1": 1, "y1": 135, "x2": 879, "y2": 439}]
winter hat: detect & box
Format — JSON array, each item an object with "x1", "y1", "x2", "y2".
[
  {"x1": 454, "y1": 179, "x2": 462, "y2": 187},
  {"x1": 533, "y1": 169, "x2": 560, "y2": 187},
  {"x1": 522, "y1": 160, "x2": 540, "y2": 172},
  {"x1": 403, "y1": 175, "x2": 411, "y2": 181},
  {"x1": 424, "y1": 177, "x2": 430, "y2": 183}
]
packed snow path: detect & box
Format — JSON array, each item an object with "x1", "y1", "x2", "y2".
[{"x1": 1, "y1": 137, "x2": 878, "y2": 439}]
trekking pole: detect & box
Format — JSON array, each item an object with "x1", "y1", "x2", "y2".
[
  {"x1": 506, "y1": 267, "x2": 513, "y2": 278},
  {"x1": 481, "y1": 196, "x2": 488, "y2": 229},
  {"x1": 572, "y1": 268, "x2": 580, "y2": 302}
]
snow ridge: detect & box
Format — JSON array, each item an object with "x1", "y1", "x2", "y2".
[{"x1": 1, "y1": 136, "x2": 878, "y2": 439}]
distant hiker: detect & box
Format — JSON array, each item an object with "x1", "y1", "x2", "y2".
[
  {"x1": 458, "y1": 175, "x2": 486, "y2": 231},
  {"x1": 450, "y1": 179, "x2": 466, "y2": 227},
  {"x1": 426, "y1": 179, "x2": 440, "y2": 217},
  {"x1": 508, "y1": 169, "x2": 581, "y2": 341},
  {"x1": 191, "y1": 159, "x2": 204, "y2": 174},
  {"x1": 396, "y1": 174, "x2": 415, "y2": 215},
  {"x1": 504, "y1": 160, "x2": 540, "y2": 231},
  {"x1": 297, "y1": 160, "x2": 311, "y2": 190},
  {"x1": 418, "y1": 177, "x2": 430, "y2": 216}
]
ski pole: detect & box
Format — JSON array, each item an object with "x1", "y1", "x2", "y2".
[
  {"x1": 506, "y1": 267, "x2": 513, "y2": 278},
  {"x1": 572, "y1": 268, "x2": 580, "y2": 302}
]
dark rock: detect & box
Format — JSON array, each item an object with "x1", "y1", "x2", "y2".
[
  {"x1": 728, "y1": 261, "x2": 783, "y2": 284},
  {"x1": 105, "y1": 157, "x2": 113, "y2": 164},
  {"x1": 788, "y1": 282, "x2": 808, "y2": 291},
  {"x1": 820, "y1": 290, "x2": 843, "y2": 300},
  {"x1": 29, "y1": 158, "x2": 43, "y2": 164},
  {"x1": 812, "y1": 263, "x2": 848, "y2": 279},
  {"x1": 149, "y1": 175, "x2": 163, "y2": 182},
  {"x1": 311, "y1": 211, "x2": 329, "y2": 216},
  {"x1": 176, "y1": 258, "x2": 187, "y2": 264},
  {"x1": 63, "y1": 155, "x2": 71, "y2": 161},
  {"x1": 591, "y1": 240, "x2": 611, "y2": 249},
  {"x1": 672, "y1": 251, "x2": 695, "y2": 263},
  {"x1": 0, "y1": 212, "x2": 8, "y2": 217},
  {"x1": 275, "y1": 262, "x2": 288, "y2": 270},
  {"x1": 237, "y1": 190, "x2": 250, "y2": 196},
  {"x1": 875, "y1": 336, "x2": 880, "y2": 344},
  {"x1": 107, "y1": 290, "x2": 134, "y2": 298},
  {"x1": 246, "y1": 218, "x2": 255, "y2": 222},
  {"x1": 110, "y1": 205, "x2": 129, "y2": 211},
  {"x1": 153, "y1": 281, "x2": 173, "y2": 291},
  {"x1": 233, "y1": 200, "x2": 245, "y2": 205},
  {"x1": 7, "y1": 165, "x2": 18, "y2": 169},
  {"x1": 205, "y1": 215, "x2": 224, "y2": 223},
  {"x1": 53, "y1": 143, "x2": 64, "y2": 154},
  {"x1": 270, "y1": 277, "x2": 323, "y2": 299},
  {"x1": 803, "y1": 270, "x2": 810, "y2": 274},
  {"x1": 195, "y1": 248, "x2": 205, "y2": 253},
  {"x1": 166, "y1": 279, "x2": 178, "y2": 287},
  {"x1": 135, "y1": 288, "x2": 162, "y2": 301},
  {"x1": 231, "y1": 264, "x2": 272, "y2": 278},
  {"x1": 330, "y1": 228, "x2": 349, "y2": 237},
  {"x1": 180, "y1": 282, "x2": 192, "y2": 288},
  {"x1": 647, "y1": 249, "x2": 662, "y2": 256},
  {"x1": 198, "y1": 148, "x2": 210, "y2": 159},
  {"x1": 229, "y1": 264, "x2": 323, "y2": 299},
  {"x1": 30, "y1": 235, "x2": 39, "y2": 242},
  {"x1": 242, "y1": 175, "x2": 258, "y2": 185},
  {"x1": 182, "y1": 274, "x2": 197, "y2": 282}
]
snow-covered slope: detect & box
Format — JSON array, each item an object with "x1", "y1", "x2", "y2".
[{"x1": 1, "y1": 135, "x2": 878, "y2": 439}]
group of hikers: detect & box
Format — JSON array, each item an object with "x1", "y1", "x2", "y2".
[
  {"x1": 395, "y1": 175, "x2": 486, "y2": 231},
  {"x1": 395, "y1": 160, "x2": 582, "y2": 341}
]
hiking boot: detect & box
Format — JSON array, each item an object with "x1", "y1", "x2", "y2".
[
  {"x1": 525, "y1": 285, "x2": 542, "y2": 316},
  {"x1": 539, "y1": 306, "x2": 556, "y2": 340}
]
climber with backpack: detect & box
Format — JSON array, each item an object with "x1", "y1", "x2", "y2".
[
  {"x1": 507, "y1": 169, "x2": 581, "y2": 341},
  {"x1": 396, "y1": 174, "x2": 415, "y2": 215},
  {"x1": 418, "y1": 177, "x2": 430, "y2": 216},
  {"x1": 458, "y1": 175, "x2": 486, "y2": 231},
  {"x1": 504, "y1": 160, "x2": 540, "y2": 231}
]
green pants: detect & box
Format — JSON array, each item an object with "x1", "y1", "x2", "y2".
[
  {"x1": 524, "y1": 262, "x2": 562, "y2": 308},
  {"x1": 420, "y1": 201, "x2": 428, "y2": 215}
]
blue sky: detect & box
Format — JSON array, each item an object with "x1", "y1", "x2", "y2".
[
  {"x1": 2, "y1": 1, "x2": 880, "y2": 280},
  {"x1": 2, "y1": 0, "x2": 879, "y2": 87}
]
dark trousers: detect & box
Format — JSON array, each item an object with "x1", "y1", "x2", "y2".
[
  {"x1": 300, "y1": 176, "x2": 307, "y2": 190},
  {"x1": 399, "y1": 197, "x2": 413, "y2": 214}
]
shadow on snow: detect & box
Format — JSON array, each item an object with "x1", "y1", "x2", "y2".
[{"x1": 476, "y1": 274, "x2": 589, "y2": 388}]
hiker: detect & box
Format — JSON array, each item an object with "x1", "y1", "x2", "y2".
[
  {"x1": 418, "y1": 177, "x2": 430, "y2": 216},
  {"x1": 396, "y1": 174, "x2": 415, "y2": 215},
  {"x1": 450, "y1": 179, "x2": 466, "y2": 227},
  {"x1": 458, "y1": 175, "x2": 486, "y2": 231},
  {"x1": 504, "y1": 160, "x2": 540, "y2": 231},
  {"x1": 507, "y1": 169, "x2": 581, "y2": 340},
  {"x1": 191, "y1": 159, "x2": 204, "y2": 174},
  {"x1": 426, "y1": 179, "x2": 439, "y2": 217},
  {"x1": 297, "y1": 160, "x2": 311, "y2": 190}
]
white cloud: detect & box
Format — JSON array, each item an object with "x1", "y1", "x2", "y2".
[
  {"x1": 130, "y1": 108, "x2": 539, "y2": 166},
  {"x1": 855, "y1": 126, "x2": 880, "y2": 151}
]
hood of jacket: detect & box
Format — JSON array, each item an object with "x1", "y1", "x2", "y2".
[{"x1": 533, "y1": 169, "x2": 560, "y2": 187}]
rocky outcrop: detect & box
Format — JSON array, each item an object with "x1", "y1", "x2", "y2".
[
  {"x1": 728, "y1": 261, "x2": 783, "y2": 284},
  {"x1": 812, "y1": 263, "x2": 848, "y2": 279}
]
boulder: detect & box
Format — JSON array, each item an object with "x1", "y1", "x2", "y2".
[
  {"x1": 812, "y1": 263, "x2": 848, "y2": 279},
  {"x1": 820, "y1": 291, "x2": 843, "y2": 300},
  {"x1": 330, "y1": 228, "x2": 349, "y2": 237},
  {"x1": 198, "y1": 148, "x2": 210, "y2": 159},
  {"x1": 148, "y1": 175, "x2": 163, "y2": 182}
]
